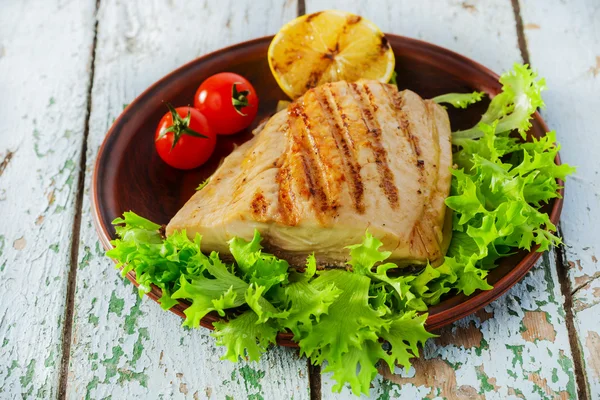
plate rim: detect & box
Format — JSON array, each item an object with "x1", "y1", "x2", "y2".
[{"x1": 91, "y1": 33, "x2": 564, "y2": 346}]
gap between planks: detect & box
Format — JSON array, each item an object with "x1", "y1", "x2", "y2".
[
  {"x1": 57, "y1": 0, "x2": 101, "y2": 398},
  {"x1": 510, "y1": 0, "x2": 531, "y2": 65},
  {"x1": 308, "y1": 360, "x2": 322, "y2": 400},
  {"x1": 511, "y1": 0, "x2": 588, "y2": 397},
  {"x1": 555, "y1": 228, "x2": 591, "y2": 400}
]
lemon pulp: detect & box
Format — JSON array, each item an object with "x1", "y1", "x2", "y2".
[{"x1": 268, "y1": 10, "x2": 396, "y2": 99}]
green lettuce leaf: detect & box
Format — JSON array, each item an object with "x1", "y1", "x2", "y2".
[
  {"x1": 171, "y1": 253, "x2": 249, "y2": 328},
  {"x1": 229, "y1": 231, "x2": 289, "y2": 291},
  {"x1": 432, "y1": 91, "x2": 485, "y2": 108},
  {"x1": 453, "y1": 63, "x2": 546, "y2": 142},
  {"x1": 297, "y1": 270, "x2": 388, "y2": 363},
  {"x1": 277, "y1": 256, "x2": 342, "y2": 337},
  {"x1": 212, "y1": 310, "x2": 278, "y2": 362},
  {"x1": 196, "y1": 178, "x2": 210, "y2": 191},
  {"x1": 324, "y1": 340, "x2": 387, "y2": 396},
  {"x1": 388, "y1": 71, "x2": 398, "y2": 87},
  {"x1": 379, "y1": 311, "x2": 436, "y2": 372}
]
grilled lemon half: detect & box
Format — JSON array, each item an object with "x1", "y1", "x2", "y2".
[{"x1": 268, "y1": 10, "x2": 396, "y2": 99}]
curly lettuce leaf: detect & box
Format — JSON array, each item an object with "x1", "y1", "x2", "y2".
[
  {"x1": 276, "y1": 255, "x2": 342, "y2": 336},
  {"x1": 212, "y1": 310, "x2": 278, "y2": 362},
  {"x1": 171, "y1": 253, "x2": 249, "y2": 328},
  {"x1": 297, "y1": 270, "x2": 388, "y2": 362},
  {"x1": 453, "y1": 63, "x2": 546, "y2": 142},
  {"x1": 245, "y1": 284, "x2": 291, "y2": 323},
  {"x1": 324, "y1": 340, "x2": 387, "y2": 396},
  {"x1": 229, "y1": 231, "x2": 289, "y2": 291},
  {"x1": 107, "y1": 219, "x2": 205, "y2": 306},
  {"x1": 347, "y1": 233, "x2": 427, "y2": 311},
  {"x1": 111, "y1": 211, "x2": 161, "y2": 237},
  {"x1": 432, "y1": 91, "x2": 485, "y2": 108},
  {"x1": 379, "y1": 311, "x2": 436, "y2": 372},
  {"x1": 346, "y1": 231, "x2": 391, "y2": 273}
]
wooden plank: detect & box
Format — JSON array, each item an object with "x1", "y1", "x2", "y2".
[
  {"x1": 65, "y1": 1, "x2": 309, "y2": 399},
  {"x1": 303, "y1": 1, "x2": 579, "y2": 398},
  {"x1": 0, "y1": 0, "x2": 96, "y2": 398},
  {"x1": 520, "y1": 0, "x2": 600, "y2": 397},
  {"x1": 308, "y1": 0, "x2": 520, "y2": 72}
]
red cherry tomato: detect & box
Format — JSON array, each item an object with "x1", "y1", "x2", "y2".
[
  {"x1": 194, "y1": 72, "x2": 259, "y2": 135},
  {"x1": 154, "y1": 104, "x2": 216, "y2": 170}
]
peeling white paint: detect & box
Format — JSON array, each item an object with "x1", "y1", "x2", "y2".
[
  {"x1": 521, "y1": 0, "x2": 600, "y2": 397},
  {"x1": 0, "y1": 0, "x2": 96, "y2": 398}
]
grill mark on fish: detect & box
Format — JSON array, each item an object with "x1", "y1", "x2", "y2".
[
  {"x1": 250, "y1": 190, "x2": 269, "y2": 220},
  {"x1": 349, "y1": 82, "x2": 399, "y2": 209},
  {"x1": 363, "y1": 85, "x2": 379, "y2": 112},
  {"x1": 384, "y1": 87, "x2": 423, "y2": 157},
  {"x1": 383, "y1": 87, "x2": 425, "y2": 186},
  {"x1": 225, "y1": 133, "x2": 272, "y2": 212},
  {"x1": 399, "y1": 100, "x2": 422, "y2": 156},
  {"x1": 276, "y1": 163, "x2": 299, "y2": 226},
  {"x1": 319, "y1": 86, "x2": 365, "y2": 213},
  {"x1": 289, "y1": 102, "x2": 331, "y2": 221},
  {"x1": 410, "y1": 101, "x2": 444, "y2": 259},
  {"x1": 425, "y1": 101, "x2": 440, "y2": 186},
  {"x1": 294, "y1": 93, "x2": 340, "y2": 212},
  {"x1": 276, "y1": 124, "x2": 300, "y2": 226}
]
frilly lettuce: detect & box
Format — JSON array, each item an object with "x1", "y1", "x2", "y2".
[
  {"x1": 433, "y1": 91, "x2": 485, "y2": 108},
  {"x1": 107, "y1": 63, "x2": 574, "y2": 396}
]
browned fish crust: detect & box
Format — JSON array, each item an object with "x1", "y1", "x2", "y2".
[
  {"x1": 349, "y1": 82, "x2": 399, "y2": 209},
  {"x1": 166, "y1": 80, "x2": 453, "y2": 268}
]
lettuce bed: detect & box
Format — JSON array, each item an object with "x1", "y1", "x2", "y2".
[{"x1": 106, "y1": 64, "x2": 574, "y2": 396}]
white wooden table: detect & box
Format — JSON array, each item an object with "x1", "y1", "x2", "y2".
[{"x1": 0, "y1": 0, "x2": 598, "y2": 398}]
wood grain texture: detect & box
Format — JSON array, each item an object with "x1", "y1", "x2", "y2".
[
  {"x1": 0, "y1": 0, "x2": 96, "y2": 398},
  {"x1": 304, "y1": 0, "x2": 578, "y2": 398},
  {"x1": 66, "y1": 0, "x2": 309, "y2": 399},
  {"x1": 520, "y1": 0, "x2": 600, "y2": 397},
  {"x1": 307, "y1": 0, "x2": 520, "y2": 73}
]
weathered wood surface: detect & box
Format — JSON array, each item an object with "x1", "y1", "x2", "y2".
[
  {"x1": 0, "y1": 0, "x2": 96, "y2": 398},
  {"x1": 520, "y1": 0, "x2": 600, "y2": 398},
  {"x1": 0, "y1": 0, "x2": 596, "y2": 398},
  {"x1": 304, "y1": 0, "x2": 579, "y2": 398},
  {"x1": 66, "y1": 1, "x2": 309, "y2": 399}
]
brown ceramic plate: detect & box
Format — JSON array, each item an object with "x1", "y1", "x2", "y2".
[{"x1": 92, "y1": 34, "x2": 563, "y2": 347}]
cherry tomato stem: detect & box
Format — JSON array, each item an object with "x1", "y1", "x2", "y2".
[{"x1": 154, "y1": 105, "x2": 216, "y2": 170}]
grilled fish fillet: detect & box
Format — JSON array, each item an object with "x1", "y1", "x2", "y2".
[{"x1": 167, "y1": 80, "x2": 452, "y2": 267}]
